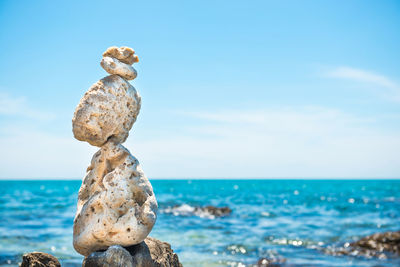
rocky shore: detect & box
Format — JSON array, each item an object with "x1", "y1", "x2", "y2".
[
  {"x1": 20, "y1": 229, "x2": 399, "y2": 266},
  {"x1": 256, "y1": 230, "x2": 400, "y2": 266},
  {"x1": 21, "y1": 237, "x2": 181, "y2": 267},
  {"x1": 83, "y1": 237, "x2": 181, "y2": 267}
]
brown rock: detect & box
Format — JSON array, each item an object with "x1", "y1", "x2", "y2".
[
  {"x1": 83, "y1": 237, "x2": 182, "y2": 267},
  {"x1": 20, "y1": 252, "x2": 60, "y2": 267},
  {"x1": 198, "y1": 206, "x2": 232, "y2": 217},
  {"x1": 324, "y1": 230, "x2": 400, "y2": 259},
  {"x1": 350, "y1": 230, "x2": 400, "y2": 256}
]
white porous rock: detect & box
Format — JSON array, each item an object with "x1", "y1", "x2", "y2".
[
  {"x1": 73, "y1": 141, "x2": 158, "y2": 256},
  {"x1": 101, "y1": 57, "x2": 138, "y2": 80},
  {"x1": 72, "y1": 75, "x2": 141, "y2": 147},
  {"x1": 103, "y1": 46, "x2": 139, "y2": 65}
]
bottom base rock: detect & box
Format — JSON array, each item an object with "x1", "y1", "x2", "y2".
[{"x1": 83, "y1": 237, "x2": 182, "y2": 267}]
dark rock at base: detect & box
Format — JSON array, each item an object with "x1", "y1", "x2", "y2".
[
  {"x1": 83, "y1": 237, "x2": 182, "y2": 267},
  {"x1": 20, "y1": 252, "x2": 60, "y2": 267},
  {"x1": 126, "y1": 237, "x2": 182, "y2": 267},
  {"x1": 83, "y1": 245, "x2": 134, "y2": 267}
]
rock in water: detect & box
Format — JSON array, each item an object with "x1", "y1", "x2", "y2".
[
  {"x1": 199, "y1": 205, "x2": 231, "y2": 217},
  {"x1": 83, "y1": 237, "x2": 182, "y2": 267},
  {"x1": 256, "y1": 257, "x2": 285, "y2": 267},
  {"x1": 20, "y1": 252, "x2": 60, "y2": 267},
  {"x1": 73, "y1": 46, "x2": 158, "y2": 256},
  {"x1": 350, "y1": 230, "x2": 400, "y2": 256},
  {"x1": 74, "y1": 142, "x2": 157, "y2": 255},
  {"x1": 323, "y1": 230, "x2": 400, "y2": 259}
]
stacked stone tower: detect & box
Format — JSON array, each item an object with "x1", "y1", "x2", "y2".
[{"x1": 72, "y1": 46, "x2": 157, "y2": 256}]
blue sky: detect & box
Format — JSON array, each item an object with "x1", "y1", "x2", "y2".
[{"x1": 0, "y1": 0, "x2": 399, "y2": 179}]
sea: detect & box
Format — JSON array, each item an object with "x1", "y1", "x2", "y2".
[{"x1": 0, "y1": 179, "x2": 399, "y2": 267}]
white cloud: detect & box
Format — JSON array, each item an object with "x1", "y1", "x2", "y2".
[
  {"x1": 326, "y1": 66, "x2": 400, "y2": 101},
  {"x1": 128, "y1": 107, "x2": 400, "y2": 178},
  {"x1": 0, "y1": 93, "x2": 55, "y2": 120},
  {"x1": 328, "y1": 67, "x2": 397, "y2": 89}
]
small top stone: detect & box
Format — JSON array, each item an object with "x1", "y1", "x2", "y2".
[
  {"x1": 101, "y1": 56, "x2": 137, "y2": 80},
  {"x1": 103, "y1": 46, "x2": 139, "y2": 65}
]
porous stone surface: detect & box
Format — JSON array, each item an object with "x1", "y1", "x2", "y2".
[
  {"x1": 73, "y1": 46, "x2": 160, "y2": 258},
  {"x1": 103, "y1": 46, "x2": 139, "y2": 65},
  {"x1": 20, "y1": 252, "x2": 60, "y2": 267},
  {"x1": 101, "y1": 56, "x2": 138, "y2": 80},
  {"x1": 73, "y1": 141, "x2": 158, "y2": 256},
  {"x1": 83, "y1": 237, "x2": 182, "y2": 267},
  {"x1": 72, "y1": 74, "x2": 141, "y2": 147}
]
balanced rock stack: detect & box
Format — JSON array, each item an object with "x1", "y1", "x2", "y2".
[{"x1": 69, "y1": 46, "x2": 181, "y2": 266}]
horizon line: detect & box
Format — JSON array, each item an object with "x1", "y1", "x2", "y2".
[{"x1": 0, "y1": 177, "x2": 399, "y2": 181}]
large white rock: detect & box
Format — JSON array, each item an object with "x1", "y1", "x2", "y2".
[
  {"x1": 72, "y1": 75, "x2": 141, "y2": 147},
  {"x1": 101, "y1": 57, "x2": 137, "y2": 80},
  {"x1": 73, "y1": 141, "x2": 158, "y2": 256}
]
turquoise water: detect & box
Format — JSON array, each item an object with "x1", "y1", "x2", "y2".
[{"x1": 0, "y1": 179, "x2": 399, "y2": 266}]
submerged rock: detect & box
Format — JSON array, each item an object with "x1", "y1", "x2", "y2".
[
  {"x1": 350, "y1": 230, "x2": 400, "y2": 255},
  {"x1": 201, "y1": 205, "x2": 232, "y2": 217},
  {"x1": 324, "y1": 230, "x2": 400, "y2": 259},
  {"x1": 256, "y1": 257, "x2": 285, "y2": 267},
  {"x1": 20, "y1": 252, "x2": 60, "y2": 267},
  {"x1": 163, "y1": 204, "x2": 231, "y2": 218},
  {"x1": 83, "y1": 237, "x2": 182, "y2": 267}
]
